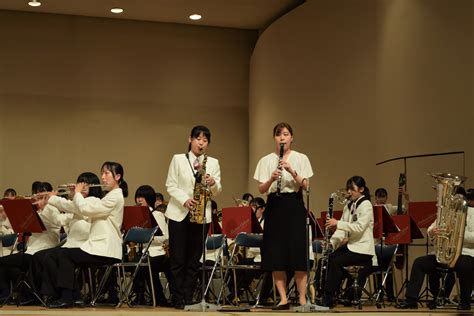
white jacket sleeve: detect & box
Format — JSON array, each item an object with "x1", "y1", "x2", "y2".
[
  {"x1": 72, "y1": 191, "x2": 119, "y2": 218},
  {"x1": 166, "y1": 155, "x2": 192, "y2": 207}
]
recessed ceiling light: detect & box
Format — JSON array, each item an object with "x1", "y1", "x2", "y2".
[
  {"x1": 110, "y1": 7, "x2": 124, "y2": 14},
  {"x1": 189, "y1": 14, "x2": 202, "y2": 21},
  {"x1": 28, "y1": 0, "x2": 41, "y2": 7}
]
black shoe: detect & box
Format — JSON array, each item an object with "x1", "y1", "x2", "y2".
[
  {"x1": 427, "y1": 300, "x2": 437, "y2": 310},
  {"x1": 457, "y1": 302, "x2": 471, "y2": 310},
  {"x1": 174, "y1": 302, "x2": 185, "y2": 310},
  {"x1": 156, "y1": 300, "x2": 173, "y2": 307},
  {"x1": 73, "y1": 299, "x2": 86, "y2": 308},
  {"x1": 339, "y1": 298, "x2": 352, "y2": 307},
  {"x1": 272, "y1": 303, "x2": 290, "y2": 310},
  {"x1": 395, "y1": 300, "x2": 418, "y2": 309},
  {"x1": 48, "y1": 298, "x2": 73, "y2": 308}
]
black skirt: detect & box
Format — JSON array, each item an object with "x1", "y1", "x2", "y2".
[{"x1": 261, "y1": 192, "x2": 308, "y2": 271}]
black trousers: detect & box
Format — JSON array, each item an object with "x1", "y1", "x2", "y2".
[
  {"x1": 168, "y1": 215, "x2": 209, "y2": 304},
  {"x1": 405, "y1": 254, "x2": 473, "y2": 304},
  {"x1": 133, "y1": 254, "x2": 174, "y2": 303},
  {"x1": 48, "y1": 248, "x2": 118, "y2": 299},
  {"x1": 31, "y1": 247, "x2": 62, "y2": 297},
  {"x1": 0, "y1": 253, "x2": 32, "y2": 294},
  {"x1": 324, "y1": 245, "x2": 372, "y2": 296}
]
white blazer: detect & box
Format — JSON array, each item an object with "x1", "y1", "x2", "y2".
[
  {"x1": 166, "y1": 153, "x2": 222, "y2": 223},
  {"x1": 148, "y1": 210, "x2": 169, "y2": 257},
  {"x1": 68, "y1": 188, "x2": 124, "y2": 260},
  {"x1": 331, "y1": 198, "x2": 377, "y2": 265},
  {"x1": 26, "y1": 204, "x2": 61, "y2": 255},
  {"x1": 48, "y1": 195, "x2": 95, "y2": 248}
]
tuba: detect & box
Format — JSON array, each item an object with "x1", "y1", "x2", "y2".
[
  {"x1": 430, "y1": 173, "x2": 468, "y2": 268},
  {"x1": 189, "y1": 152, "x2": 212, "y2": 224}
]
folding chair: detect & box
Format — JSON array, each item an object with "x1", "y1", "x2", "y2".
[
  {"x1": 201, "y1": 234, "x2": 227, "y2": 303},
  {"x1": 372, "y1": 244, "x2": 398, "y2": 306},
  {"x1": 0, "y1": 233, "x2": 18, "y2": 256},
  {"x1": 223, "y1": 232, "x2": 264, "y2": 306},
  {"x1": 91, "y1": 226, "x2": 158, "y2": 308}
]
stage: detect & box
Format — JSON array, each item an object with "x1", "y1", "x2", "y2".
[{"x1": 0, "y1": 306, "x2": 471, "y2": 315}]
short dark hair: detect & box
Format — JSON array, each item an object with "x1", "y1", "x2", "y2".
[
  {"x1": 156, "y1": 192, "x2": 164, "y2": 203},
  {"x1": 375, "y1": 188, "x2": 388, "y2": 197},
  {"x1": 273, "y1": 122, "x2": 293, "y2": 137},
  {"x1": 77, "y1": 172, "x2": 103, "y2": 198},
  {"x1": 3, "y1": 188, "x2": 16, "y2": 197},
  {"x1": 242, "y1": 193, "x2": 254, "y2": 202},
  {"x1": 135, "y1": 185, "x2": 157, "y2": 209},
  {"x1": 251, "y1": 197, "x2": 266, "y2": 209},
  {"x1": 466, "y1": 188, "x2": 474, "y2": 201}
]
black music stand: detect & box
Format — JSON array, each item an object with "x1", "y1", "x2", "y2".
[
  {"x1": 0, "y1": 198, "x2": 47, "y2": 306},
  {"x1": 408, "y1": 201, "x2": 437, "y2": 302},
  {"x1": 385, "y1": 215, "x2": 423, "y2": 300},
  {"x1": 372, "y1": 206, "x2": 399, "y2": 308}
]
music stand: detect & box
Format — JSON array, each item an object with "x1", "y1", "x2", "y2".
[
  {"x1": 122, "y1": 206, "x2": 162, "y2": 235},
  {"x1": 222, "y1": 206, "x2": 262, "y2": 239},
  {"x1": 385, "y1": 214, "x2": 423, "y2": 299},
  {"x1": 408, "y1": 201, "x2": 437, "y2": 302},
  {"x1": 0, "y1": 198, "x2": 47, "y2": 306},
  {"x1": 372, "y1": 206, "x2": 399, "y2": 308}
]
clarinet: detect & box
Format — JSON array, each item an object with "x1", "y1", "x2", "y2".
[
  {"x1": 318, "y1": 193, "x2": 335, "y2": 296},
  {"x1": 276, "y1": 143, "x2": 285, "y2": 196}
]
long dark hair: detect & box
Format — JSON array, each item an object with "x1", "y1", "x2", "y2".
[
  {"x1": 77, "y1": 172, "x2": 103, "y2": 198},
  {"x1": 135, "y1": 185, "x2": 157, "y2": 209},
  {"x1": 187, "y1": 125, "x2": 211, "y2": 151},
  {"x1": 346, "y1": 176, "x2": 371, "y2": 201},
  {"x1": 101, "y1": 161, "x2": 128, "y2": 197}
]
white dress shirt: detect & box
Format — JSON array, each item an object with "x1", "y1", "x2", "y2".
[
  {"x1": 166, "y1": 152, "x2": 222, "y2": 223},
  {"x1": 254, "y1": 150, "x2": 313, "y2": 194}
]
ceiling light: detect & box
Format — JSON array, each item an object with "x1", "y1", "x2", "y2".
[
  {"x1": 189, "y1": 14, "x2": 202, "y2": 21},
  {"x1": 28, "y1": 0, "x2": 41, "y2": 7},
  {"x1": 110, "y1": 7, "x2": 123, "y2": 14}
]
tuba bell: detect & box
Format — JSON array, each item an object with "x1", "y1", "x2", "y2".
[{"x1": 429, "y1": 172, "x2": 468, "y2": 268}]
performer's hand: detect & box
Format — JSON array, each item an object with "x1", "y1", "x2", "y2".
[
  {"x1": 184, "y1": 199, "x2": 196, "y2": 210},
  {"x1": 326, "y1": 218, "x2": 338, "y2": 228},
  {"x1": 281, "y1": 161, "x2": 293, "y2": 174},
  {"x1": 75, "y1": 182, "x2": 86, "y2": 194},
  {"x1": 205, "y1": 174, "x2": 215, "y2": 187},
  {"x1": 271, "y1": 169, "x2": 282, "y2": 181},
  {"x1": 432, "y1": 227, "x2": 440, "y2": 236}
]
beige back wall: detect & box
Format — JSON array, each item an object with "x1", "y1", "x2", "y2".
[
  {"x1": 0, "y1": 10, "x2": 257, "y2": 206},
  {"x1": 249, "y1": 0, "x2": 473, "y2": 211},
  {"x1": 248, "y1": 0, "x2": 473, "y2": 288}
]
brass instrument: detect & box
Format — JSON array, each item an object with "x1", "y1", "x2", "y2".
[
  {"x1": 128, "y1": 242, "x2": 138, "y2": 262},
  {"x1": 189, "y1": 151, "x2": 212, "y2": 224},
  {"x1": 430, "y1": 172, "x2": 468, "y2": 268},
  {"x1": 233, "y1": 197, "x2": 249, "y2": 207}
]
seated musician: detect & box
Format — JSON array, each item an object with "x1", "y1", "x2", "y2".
[
  {"x1": 322, "y1": 176, "x2": 376, "y2": 308},
  {"x1": 32, "y1": 172, "x2": 103, "y2": 304},
  {"x1": 132, "y1": 185, "x2": 173, "y2": 307},
  {"x1": 374, "y1": 187, "x2": 409, "y2": 215},
  {"x1": 3, "y1": 188, "x2": 17, "y2": 199},
  {"x1": 396, "y1": 188, "x2": 474, "y2": 311},
  {"x1": 0, "y1": 182, "x2": 62, "y2": 304}
]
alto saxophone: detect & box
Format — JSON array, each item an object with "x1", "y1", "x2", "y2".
[{"x1": 189, "y1": 152, "x2": 212, "y2": 224}]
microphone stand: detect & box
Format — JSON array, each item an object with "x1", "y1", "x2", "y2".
[
  {"x1": 292, "y1": 182, "x2": 329, "y2": 312},
  {"x1": 185, "y1": 175, "x2": 221, "y2": 312}
]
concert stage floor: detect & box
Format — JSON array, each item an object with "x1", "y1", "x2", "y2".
[{"x1": 0, "y1": 306, "x2": 471, "y2": 315}]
